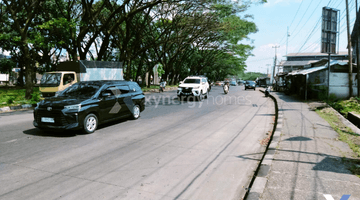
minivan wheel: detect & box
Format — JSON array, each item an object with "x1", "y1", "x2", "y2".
[
  {"x1": 132, "y1": 105, "x2": 141, "y2": 119},
  {"x1": 83, "y1": 113, "x2": 98, "y2": 134}
]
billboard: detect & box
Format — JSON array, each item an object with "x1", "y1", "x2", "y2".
[{"x1": 321, "y1": 7, "x2": 339, "y2": 54}]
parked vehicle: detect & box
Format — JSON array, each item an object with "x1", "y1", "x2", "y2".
[
  {"x1": 33, "y1": 80, "x2": 145, "y2": 133},
  {"x1": 177, "y1": 76, "x2": 209, "y2": 101},
  {"x1": 244, "y1": 80, "x2": 256, "y2": 90},
  {"x1": 40, "y1": 60, "x2": 123, "y2": 97}
]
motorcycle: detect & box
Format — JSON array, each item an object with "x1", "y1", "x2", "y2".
[
  {"x1": 159, "y1": 85, "x2": 165, "y2": 92},
  {"x1": 223, "y1": 83, "x2": 229, "y2": 94},
  {"x1": 159, "y1": 81, "x2": 166, "y2": 92}
]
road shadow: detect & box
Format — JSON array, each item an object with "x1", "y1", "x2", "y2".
[
  {"x1": 24, "y1": 117, "x2": 133, "y2": 137},
  {"x1": 284, "y1": 136, "x2": 312, "y2": 141},
  {"x1": 236, "y1": 148, "x2": 359, "y2": 176},
  {"x1": 23, "y1": 128, "x2": 77, "y2": 137}
]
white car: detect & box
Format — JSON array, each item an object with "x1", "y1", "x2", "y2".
[{"x1": 177, "y1": 76, "x2": 209, "y2": 101}]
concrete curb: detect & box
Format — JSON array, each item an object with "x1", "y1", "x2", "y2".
[
  {"x1": 245, "y1": 90, "x2": 280, "y2": 200},
  {"x1": 0, "y1": 104, "x2": 34, "y2": 113},
  {"x1": 327, "y1": 106, "x2": 360, "y2": 136},
  {"x1": 143, "y1": 87, "x2": 178, "y2": 94}
]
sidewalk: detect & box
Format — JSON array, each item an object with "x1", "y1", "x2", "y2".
[{"x1": 249, "y1": 92, "x2": 360, "y2": 200}]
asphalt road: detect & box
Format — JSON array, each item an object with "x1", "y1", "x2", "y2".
[{"x1": 0, "y1": 85, "x2": 275, "y2": 200}]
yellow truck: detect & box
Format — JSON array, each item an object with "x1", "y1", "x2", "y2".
[{"x1": 39, "y1": 60, "x2": 123, "y2": 97}]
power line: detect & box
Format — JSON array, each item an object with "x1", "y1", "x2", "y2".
[
  {"x1": 278, "y1": 0, "x2": 305, "y2": 45},
  {"x1": 295, "y1": 0, "x2": 355, "y2": 54},
  {"x1": 287, "y1": 0, "x2": 325, "y2": 45}
]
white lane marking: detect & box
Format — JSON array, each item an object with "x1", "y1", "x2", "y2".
[{"x1": 4, "y1": 139, "x2": 17, "y2": 143}]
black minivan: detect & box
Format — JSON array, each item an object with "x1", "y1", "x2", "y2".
[{"x1": 33, "y1": 80, "x2": 145, "y2": 133}]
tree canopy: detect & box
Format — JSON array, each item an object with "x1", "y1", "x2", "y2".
[{"x1": 0, "y1": 0, "x2": 266, "y2": 98}]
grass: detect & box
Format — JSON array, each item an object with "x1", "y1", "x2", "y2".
[
  {"x1": 328, "y1": 97, "x2": 360, "y2": 117},
  {"x1": 316, "y1": 107, "x2": 360, "y2": 178},
  {"x1": 0, "y1": 86, "x2": 41, "y2": 108}
]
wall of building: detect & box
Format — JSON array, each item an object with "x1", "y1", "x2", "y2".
[{"x1": 329, "y1": 72, "x2": 358, "y2": 99}]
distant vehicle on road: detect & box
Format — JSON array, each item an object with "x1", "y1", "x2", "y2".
[
  {"x1": 215, "y1": 81, "x2": 223, "y2": 86},
  {"x1": 230, "y1": 81, "x2": 237, "y2": 86},
  {"x1": 33, "y1": 80, "x2": 145, "y2": 133},
  {"x1": 244, "y1": 80, "x2": 256, "y2": 90},
  {"x1": 177, "y1": 76, "x2": 209, "y2": 101}
]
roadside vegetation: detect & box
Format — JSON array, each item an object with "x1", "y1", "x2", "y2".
[
  {"x1": 316, "y1": 107, "x2": 360, "y2": 178},
  {"x1": 0, "y1": 86, "x2": 41, "y2": 108},
  {"x1": 327, "y1": 97, "x2": 360, "y2": 117},
  {"x1": 0, "y1": 0, "x2": 267, "y2": 100}
]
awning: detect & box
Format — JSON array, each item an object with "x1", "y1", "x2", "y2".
[
  {"x1": 287, "y1": 66, "x2": 327, "y2": 75},
  {"x1": 287, "y1": 60, "x2": 352, "y2": 76},
  {"x1": 278, "y1": 60, "x2": 318, "y2": 67}
]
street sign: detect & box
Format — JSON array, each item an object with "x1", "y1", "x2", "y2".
[{"x1": 321, "y1": 7, "x2": 339, "y2": 54}]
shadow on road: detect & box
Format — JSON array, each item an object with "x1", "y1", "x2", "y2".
[
  {"x1": 236, "y1": 148, "x2": 359, "y2": 176},
  {"x1": 23, "y1": 128, "x2": 77, "y2": 137}
]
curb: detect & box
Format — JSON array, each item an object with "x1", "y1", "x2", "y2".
[
  {"x1": 327, "y1": 106, "x2": 360, "y2": 136},
  {"x1": 143, "y1": 87, "x2": 178, "y2": 94},
  {"x1": 0, "y1": 104, "x2": 34, "y2": 113},
  {"x1": 244, "y1": 90, "x2": 280, "y2": 200}
]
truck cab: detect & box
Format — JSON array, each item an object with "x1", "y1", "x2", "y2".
[
  {"x1": 40, "y1": 72, "x2": 77, "y2": 97},
  {"x1": 39, "y1": 60, "x2": 123, "y2": 97}
]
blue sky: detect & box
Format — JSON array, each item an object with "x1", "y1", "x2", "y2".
[{"x1": 244, "y1": 0, "x2": 358, "y2": 73}]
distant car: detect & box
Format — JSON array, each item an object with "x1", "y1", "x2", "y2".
[
  {"x1": 215, "y1": 81, "x2": 223, "y2": 86},
  {"x1": 230, "y1": 81, "x2": 237, "y2": 86},
  {"x1": 33, "y1": 80, "x2": 145, "y2": 133},
  {"x1": 244, "y1": 80, "x2": 256, "y2": 90},
  {"x1": 177, "y1": 76, "x2": 210, "y2": 101}
]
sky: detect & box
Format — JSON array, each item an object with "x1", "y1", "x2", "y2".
[{"x1": 243, "y1": 0, "x2": 358, "y2": 74}]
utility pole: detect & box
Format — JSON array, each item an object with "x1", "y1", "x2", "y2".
[
  {"x1": 272, "y1": 46, "x2": 280, "y2": 86},
  {"x1": 346, "y1": 0, "x2": 353, "y2": 98},
  {"x1": 356, "y1": 0, "x2": 360, "y2": 97},
  {"x1": 286, "y1": 27, "x2": 290, "y2": 56}
]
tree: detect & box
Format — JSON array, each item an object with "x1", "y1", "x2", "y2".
[
  {"x1": 0, "y1": 0, "x2": 43, "y2": 98},
  {"x1": 0, "y1": 58, "x2": 15, "y2": 74}
]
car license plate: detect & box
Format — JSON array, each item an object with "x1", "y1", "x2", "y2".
[{"x1": 41, "y1": 117, "x2": 55, "y2": 123}]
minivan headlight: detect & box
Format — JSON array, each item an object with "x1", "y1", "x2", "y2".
[
  {"x1": 65, "y1": 104, "x2": 81, "y2": 111},
  {"x1": 193, "y1": 86, "x2": 200, "y2": 89}
]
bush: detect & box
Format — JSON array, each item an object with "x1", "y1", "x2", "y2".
[
  {"x1": 30, "y1": 91, "x2": 41, "y2": 104},
  {"x1": 6, "y1": 97, "x2": 15, "y2": 104}
]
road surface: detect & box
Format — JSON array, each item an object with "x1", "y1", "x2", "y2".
[{"x1": 0, "y1": 85, "x2": 275, "y2": 200}]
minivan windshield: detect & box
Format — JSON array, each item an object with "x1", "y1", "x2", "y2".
[
  {"x1": 59, "y1": 83, "x2": 101, "y2": 98},
  {"x1": 40, "y1": 73, "x2": 62, "y2": 87},
  {"x1": 184, "y1": 78, "x2": 200, "y2": 84}
]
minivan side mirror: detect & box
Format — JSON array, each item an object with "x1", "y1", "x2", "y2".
[{"x1": 179, "y1": 81, "x2": 184, "y2": 84}]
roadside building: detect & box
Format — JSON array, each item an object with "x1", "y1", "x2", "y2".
[
  {"x1": 285, "y1": 60, "x2": 357, "y2": 100},
  {"x1": 279, "y1": 52, "x2": 349, "y2": 73},
  {"x1": 256, "y1": 77, "x2": 270, "y2": 87}
]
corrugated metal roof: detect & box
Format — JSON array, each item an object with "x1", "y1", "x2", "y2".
[
  {"x1": 285, "y1": 52, "x2": 348, "y2": 57},
  {"x1": 278, "y1": 60, "x2": 318, "y2": 66},
  {"x1": 287, "y1": 66, "x2": 327, "y2": 75},
  {"x1": 287, "y1": 60, "x2": 350, "y2": 75}
]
